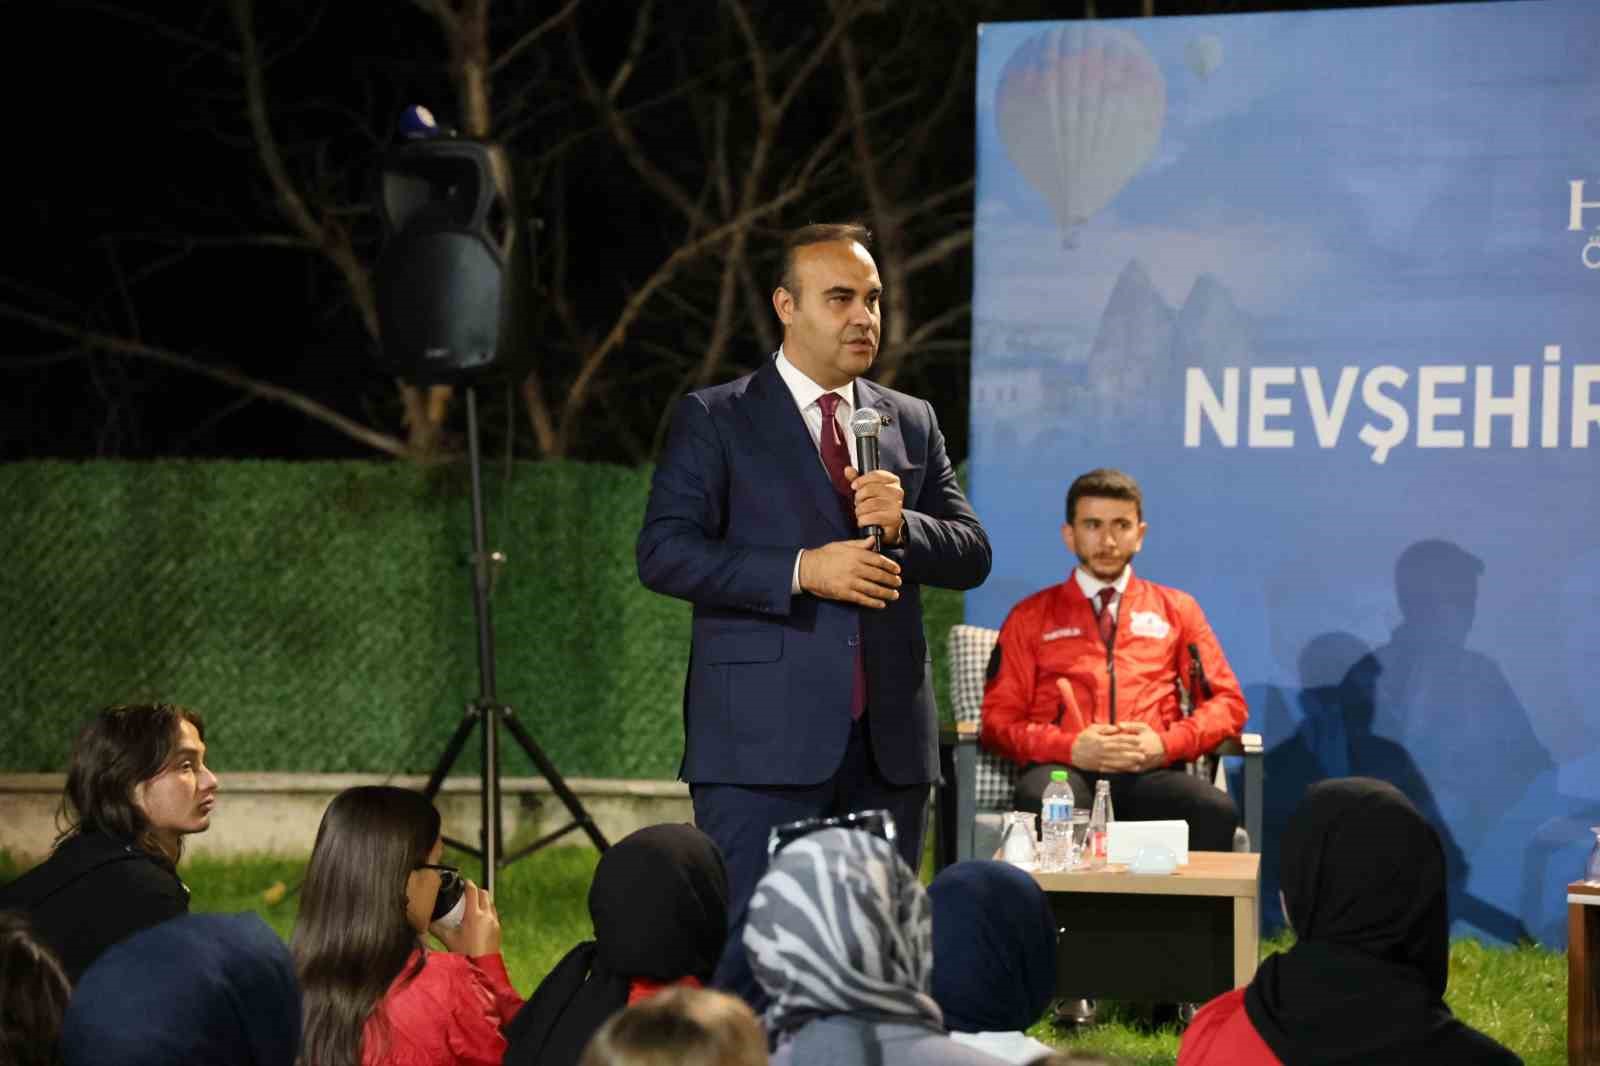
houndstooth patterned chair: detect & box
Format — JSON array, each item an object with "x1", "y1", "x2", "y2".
[{"x1": 937, "y1": 623, "x2": 1262, "y2": 864}]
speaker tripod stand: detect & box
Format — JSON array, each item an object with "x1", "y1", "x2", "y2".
[{"x1": 421, "y1": 385, "x2": 608, "y2": 892}]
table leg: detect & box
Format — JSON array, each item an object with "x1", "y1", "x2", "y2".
[
  {"x1": 1573, "y1": 901, "x2": 1597, "y2": 1066},
  {"x1": 1234, "y1": 895, "x2": 1259, "y2": 988}
]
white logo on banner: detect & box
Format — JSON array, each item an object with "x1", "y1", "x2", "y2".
[
  {"x1": 1183, "y1": 347, "x2": 1600, "y2": 464},
  {"x1": 1568, "y1": 181, "x2": 1600, "y2": 268}
]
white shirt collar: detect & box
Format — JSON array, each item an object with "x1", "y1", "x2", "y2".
[
  {"x1": 775, "y1": 347, "x2": 853, "y2": 414},
  {"x1": 1074, "y1": 564, "x2": 1132, "y2": 603}
]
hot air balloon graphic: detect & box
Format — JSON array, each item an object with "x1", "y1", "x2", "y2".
[
  {"x1": 995, "y1": 25, "x2": 1166, "y2": 245},
  {"x1": 1185, "y1": 34, "x2": 1224, "y2": 80}
]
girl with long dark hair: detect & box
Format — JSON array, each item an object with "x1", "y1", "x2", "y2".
[
  {"x1": 0, "y1": 703, "x2": 218, "y2": 982},
  {"x1": 292, "y1": 785, "x2": 523, "y2": 1066}
]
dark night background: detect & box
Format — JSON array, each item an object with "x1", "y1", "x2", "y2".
[{"x1": 3, "y1": 0, "x2": 1497, "y2": 465}]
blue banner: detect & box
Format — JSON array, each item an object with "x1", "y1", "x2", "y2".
[{"x1": 972, "y1": 0, "x2": 1600, "y2": 947}]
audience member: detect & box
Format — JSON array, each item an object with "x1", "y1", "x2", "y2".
[
  {"x1": 505, "y1": 823, "x2": 729, "y2": 1066},
  {"x1": 0, "y1": 702, "x2": 218, "y2": 981},
  {"x1": 292, "y1": 786, "x2": 522, "y2": 1066},
  {"x1": 928, "y1": 861, "x2": 1057, "y2": 1064},
  {"x1": 0, "y1": 911, "x2": 71, "y2": 1066},
  {"x1": 744, "y1": 826, "x2": 1007, "y2": 1066},
  {"x1": 578, "y1": 985, "x2": 767, "y2": 1066},
  {"x1": 60, "y1": 912, "x2": 299, "y2": 1066},
  {"x1": 1178, "y1": 777, "x2": 1521, "y2": 1065}
]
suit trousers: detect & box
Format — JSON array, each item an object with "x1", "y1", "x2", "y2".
[{"x1": 695, "y1": 714, "x2": 929, "y2": 1010}]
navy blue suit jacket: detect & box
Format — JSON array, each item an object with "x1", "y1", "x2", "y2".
[{"x1": 637, "y1": 357, "x2": 991, "y2": 788}]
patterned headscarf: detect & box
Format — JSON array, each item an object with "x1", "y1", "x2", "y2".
[{"x1": 742, "y1": 826, "x2": 943, "y2": 1038}]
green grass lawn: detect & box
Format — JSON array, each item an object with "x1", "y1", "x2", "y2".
[{"x1": 2, "y1": 848, "x2": 1567, "y2": 1064}]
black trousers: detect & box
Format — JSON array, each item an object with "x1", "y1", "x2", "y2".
[{"x1": 1013, "y1": 763, "x2": 1239, "y2": 853}]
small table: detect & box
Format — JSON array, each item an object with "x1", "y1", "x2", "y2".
[
  {"x1": 1033, "y1": 851, "x2": 1260, "y2": 1003},
  {"x1": 1570, "y1": 881, "x2": 1600, "y2": 1066}
]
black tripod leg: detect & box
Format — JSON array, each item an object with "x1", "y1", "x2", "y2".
[
  {"x1": 480, "y1": 699, "x2": 501, "y2": 893},
  {"x1": 500, "y1": 708, "x2": 611, "y2": 851},
  {"x1": 422, "y1": 707, "x2": 481, "y2": 800}
]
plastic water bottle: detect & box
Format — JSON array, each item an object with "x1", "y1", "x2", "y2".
[
  {"x1": 1040, "y1": 770, "x2": 1075, "y2": 872},
  {"x1": 1085, "y1": 779, "x2": 1114, "y2": 869}
]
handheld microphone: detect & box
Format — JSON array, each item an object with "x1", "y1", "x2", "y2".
[{"x1": 849, "y1": 405, "x2": 885, "y2": 549}]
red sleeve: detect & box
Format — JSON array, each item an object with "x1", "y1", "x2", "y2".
[
  {"x1": 442, "y1": 954, "x2": 524, "y2": 1066},
  {"x1": 469, "y1": 953, "x2": 525, "y2": 1027},
  {"x1": 1177, "y1": 988, "x2": 1281, "y2": 1066},
  {"x1": 980, "y1": 600, "x2": 1081, "y2": 767},
  {"x1": 1158, "y1": 594, "x2": 1249, "y2": 765}
]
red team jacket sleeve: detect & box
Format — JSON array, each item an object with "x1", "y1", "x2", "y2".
[
  {"x1": 1159, "y1": 595, "x2": 1249, "y2": 765},
  {"x1": 980, "y1": 600, "x2": 1082, "y2": 766}
]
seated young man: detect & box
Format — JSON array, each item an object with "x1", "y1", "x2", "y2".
[
  {"x1": 981, "y1": 469, "x2": 1248, "y2": 852},
  {"x1": 0, "y1": 703, "x2": 219, "y2": 982}
]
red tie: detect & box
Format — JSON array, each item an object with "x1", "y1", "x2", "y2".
[
  {"x1": 1097, "y1": 586, "x2": 1117, "y2": 647},
  {"x1": 816, "y1": 392, "x2": 866, "y2": 719},
  {"x1": 816, "y1": 394, "x2": 854, "y2": 516}
]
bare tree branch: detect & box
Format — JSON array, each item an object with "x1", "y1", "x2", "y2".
[
  {"x1": 490, "y1": 0, "x2": 583, "y2": 76},
  {"x1": 566, "y1": 7, "x2": 705, "y2": 229},
  {"x1": 0, "y1": 304, "x2": 410, "y2": 458},
  {"x1": 903, "y1": 228, "x2": 972, "y2": 277},
  {"x1": 900, "y1": 301, "x2": 969, "y2": 352},
  {"x1": 556, "y1": 189, "x2": 806, "y2": 453}
]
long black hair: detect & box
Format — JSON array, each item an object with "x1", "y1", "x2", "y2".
[
  {"x1": 292, "y1": 786, "x2": 440, "y2": 1066},
  {"x1": 58, "y1": 703, "x2": 206, "y2": 864}
]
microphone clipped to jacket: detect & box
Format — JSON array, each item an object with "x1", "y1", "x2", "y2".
[{"x1": 849, "y1": 405, "x2": 885, "y2": 551}]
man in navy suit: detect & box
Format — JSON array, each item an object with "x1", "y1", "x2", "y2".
[{"x1": 637, "y1": 222, "x2": 991, "y2": 1001}]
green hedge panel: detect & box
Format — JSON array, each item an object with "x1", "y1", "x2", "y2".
[{"x1": 0, "y1": 461, "x2": 965, "y2": 778}]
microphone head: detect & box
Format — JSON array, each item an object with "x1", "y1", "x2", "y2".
[{"x1": 850, "y1": 405, "x2": 884, "y2": 439}]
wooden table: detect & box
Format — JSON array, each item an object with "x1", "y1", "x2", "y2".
[
  {"x1": 1033, "y1": 851, "x2": 1260, "y2": 1003},
  {"x1": 1571, "y1": 881, "x2": 1600, "y2": 1066}
]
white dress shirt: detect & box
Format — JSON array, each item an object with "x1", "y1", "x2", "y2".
[
  {"x1": 1073, "y1": 564, "x2": 1132, "y2": 623},
  {"x1": 774, "y1": 348, "x2": 858, "y2": 594}
]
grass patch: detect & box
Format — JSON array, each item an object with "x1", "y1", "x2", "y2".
[{"x1": 2, "y1": 849, "x2": 1567, "y2": 1063}]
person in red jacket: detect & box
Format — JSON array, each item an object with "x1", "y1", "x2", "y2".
[
  {"x1": 980, "y1": 468, "x2": 1249, "y2": 853},
  {"x1": 292, "y1": 786, "x2": 524, "y2": 1066}
]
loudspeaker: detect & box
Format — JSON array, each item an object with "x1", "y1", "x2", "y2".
[{"x1": 374, "y1": 138, "x2": 533, "y2": 383}]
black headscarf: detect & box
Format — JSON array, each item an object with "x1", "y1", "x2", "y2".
[
  {"x1": 60, "y1": 913, "x2": 300, "y2": 1066},
  {"x1": 502, "y1": 823, "x2": 728, "y2": 1066},
  {"x1": 1244, "y1": 777, "x2": 1520, "y2": 1065},
  {"x1": 928, "y1": 860, "x2": 1057, "y2": 1033}
]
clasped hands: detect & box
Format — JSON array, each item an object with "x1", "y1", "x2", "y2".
[
  {"x1": 798, "y1": 467, "x2": 905, "y2": 609},
  {"x1": 1065, "y1": 680, "x2": 1167, "y2": 773}
]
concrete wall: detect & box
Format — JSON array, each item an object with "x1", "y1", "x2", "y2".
[{"x1": 0, "y1": 774, "x2": 692, "y2": 863}]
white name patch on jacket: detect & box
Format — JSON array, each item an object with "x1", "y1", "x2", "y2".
[
  {"x1": 1127, "y1": 611, "x2": 1171, "y2": 639},
  {"x1": 1041, "y1": 627, "x2": 1082, "y2": 641}
]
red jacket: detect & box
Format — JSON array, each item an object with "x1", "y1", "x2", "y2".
[
  {"x1": 980, "y1": 574, "x2": 1247, "y2": 767},
  {"x1": 362, "y1": 950, "x2": 525, "y2": 1066},
  {"x1": 1177, "y1": 987, "x2": 1281, "y2": 1066}
]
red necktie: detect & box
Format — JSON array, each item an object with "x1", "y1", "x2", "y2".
[
  {"x1": 816, "y1": 393, "x2": 854, "y2": 515},
  {"x1": 1097, "y1": 586, "x2": 1117, "y2": 647},
  {"x1": 816, "y1": 392, "x2": 866, "y2": 718}
]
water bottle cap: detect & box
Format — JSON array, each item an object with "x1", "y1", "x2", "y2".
[{"x1": 1050, "y1": 770, "x2": 1068, "y2": 781}]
